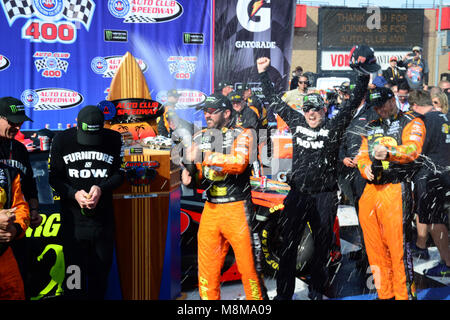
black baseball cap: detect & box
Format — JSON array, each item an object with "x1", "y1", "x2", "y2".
[
  {"x1": 203, "y1": 93, "x2": 232, "y2": 111},
  {"x1": 229, "y1": 90, "x2": 244, "y2": 103},
  {"x1": 0, "y1": 97, "x2": 33, "y2": 123},
  {"x1": 217, "y1": 81, "x2": 233, "y2": 90},
  {"x1": 349, "y1": 45, "x2": 380, "y2": 74},
  {"x1": 366, "y1": 87, "x2": 395, "y2": 108},
  {"x1": 77, "y1": 105, "x2": 105, "y2": 145},
  {"x1": 303, "y1": 93, "x2": 325, "y2": 109}
]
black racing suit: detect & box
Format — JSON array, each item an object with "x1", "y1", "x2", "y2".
[
  {"x1": 0, "y1": 138, "x2": 38, "y2": 202},
  {"x1": 414, "y1": 111, "x2": 450, "y2": 225},
  {"x1": 259, "y1": 70, "x2": 369, "y2": 298},
  {"x1": 48, "y1": 127, "x2": 124, "y2": 299}
]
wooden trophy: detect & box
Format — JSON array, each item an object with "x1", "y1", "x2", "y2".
[{"x1": 105, "y1": 51, "x2": 181, "y2": 300}]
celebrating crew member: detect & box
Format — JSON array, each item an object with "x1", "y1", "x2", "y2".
[
  {"x1": 256, "y1": 45, "x2": 373, "y2": 300},
  {"x1": 0, "y1": 163, "x2": 30, "y2": 300},
  {"x1": 0, "y1": 97, "x2": 41, "y2": 229},
  {"x1": 49, "y1": 105, "x2": 124, "y2": 299},
  {"x1": 236, "y1": 83, "x2": 268, "y2": 129},
  {"x1": 356, "y1": 87, "x2": 426, "y2": 300},
  {"x1": 0, "y1": 97, "x2": 41, "y2": 298},
  {"x1": 229, "y1": 90, "x2": 259, "y2": 130},
  {"x1": 181, "y1": 93, "x2": 266, "y2": 300},
  {"x1": 409, "y1": 90, "x2": 450, "y2": 277}
]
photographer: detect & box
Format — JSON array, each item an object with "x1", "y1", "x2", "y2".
[{"x1": 398, "y1": 46, "x2": 429, "y2": 90}]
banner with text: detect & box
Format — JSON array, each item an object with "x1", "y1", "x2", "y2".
[
  {"x1": 318, "y1": 7, "x2": 424, "y2": 76},
  {"x1": 0, "y1": 0, "x2": 213, "y2": 130},
  {"x1": 214, "y1": 0, "x2": 296, "y2": 93}
]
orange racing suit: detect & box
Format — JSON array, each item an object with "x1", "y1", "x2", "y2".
[
  {"x1": 356, "y1": 111, "x2": 425, "y2": 300},
  {"x1": 187, "y1": 125, "x2": 265, "y2": 300},
  {"x1": 0, "y1": 166, "x2": 30, "y2": 300}
]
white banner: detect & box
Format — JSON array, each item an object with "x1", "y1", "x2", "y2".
[{"x1": 321, "y1": 50, "x2": 410, "y2": 71}]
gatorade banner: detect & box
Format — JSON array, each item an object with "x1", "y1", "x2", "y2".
[
  {"x1": 214, "y1": 0, "x2": 296, "y2": 93},
  {"x1": 0, "y1": 0, "x2": 213, "y2": 130}
]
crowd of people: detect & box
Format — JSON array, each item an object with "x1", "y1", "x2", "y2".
[
  {"x1": 0, "y1": 44, "x2": 448, "y2": 301},
  {"x1": 176, "y1": 44, "x2": 449, "y2": 300}
]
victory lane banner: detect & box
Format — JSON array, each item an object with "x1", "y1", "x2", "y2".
[{"x1": 0, "y1": 0, "x2": 213, "y2": 130}]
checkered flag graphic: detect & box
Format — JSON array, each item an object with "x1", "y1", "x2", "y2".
[
  {"x1": 102, "y1": 70, "x2": 116, "y2": 78},
  {"x1": 168, "y1": 62, "x2": 196, "y2": 74},
  {"x1": 56, "y1": 59, "x2": 68, "y2": 72},
  {"x1": 63, "y1": 0, "x2": 95, "y2": 29},
  {"x1": 33, "y1": 104, "x2": 61, "y2": 110},
  {"x1": 124, "y1": 15, "x2": 156, "y2": 23},
  {"x1": 1, "y1": 0, "x2": 34, "y2": 24},
  {"x1": 34, "y1": 59, "x2": 46, "y2": 72},
  {"x1": 34, "y1": 57, "x2": 69, "y2": 72}
]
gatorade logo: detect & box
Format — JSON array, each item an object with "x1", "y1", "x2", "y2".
[{"x1": 236, "y1": 0, "x2": 271, "y2": 33}]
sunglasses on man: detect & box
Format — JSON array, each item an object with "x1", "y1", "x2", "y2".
[
  {"x1": 298, "y1": 81, "x2": 308, "y2": 84},
  {"x1": 203, "y1": 107, "x2": 223, "y2": 115}
]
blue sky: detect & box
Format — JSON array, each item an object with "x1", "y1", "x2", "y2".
[{"x1": 300, "y1": 0, "x2": 450, "y2": 8}]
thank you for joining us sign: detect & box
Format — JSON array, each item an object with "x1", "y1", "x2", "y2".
[
  {"x1": 319, "y1": 7, "x2": 424, "y2": 48},
  {"x1": 318, "y1": 7, "x2": 424, "y2": 74}
]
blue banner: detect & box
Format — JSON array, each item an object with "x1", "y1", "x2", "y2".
[{"x1": 0, "y1": 0, "x2": 213, "y2": 130}]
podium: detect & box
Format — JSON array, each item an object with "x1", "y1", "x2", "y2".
[{"x1": 113, "y1": 147, "x2": 181, "y2": 300}]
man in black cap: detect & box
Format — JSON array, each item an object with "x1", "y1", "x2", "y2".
[
  {"x1": 235, "y1": 83, "x2": 268, "y2": 129},
  {"x1": 216, "y1": 81, "x2": 234, "y2": 97},
  {"x1": 49, "y1": 105, "x2": 124, "y2": 299},
  {"x1": 229, "y1": 90, "x2": 259, "y2": 130},
  {"x1": 356, "y1": 87, "x2": 425, "y2": 300},
  {"x1": 181, "y1": 93, "x2": 266, "y2": 300},
  {"x1": 156, "y1": 89, "x2": 192, "y2": 138},
  {"x1": 0, "y1": 97, "x2": 40, "y2": 228},
  {"x1": 256, "y1": 44, "x2": 374, "y2": 300}
]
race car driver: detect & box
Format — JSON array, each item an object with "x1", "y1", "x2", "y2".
[
  {"x1": 255, "y1": 45, "x2": 373, "y2": 300},
  {"x1": 181, "y1": 93, "x2": 266, "y2": 300},
  {"x1": 356, "y1": 87, "x2": 426, "y2": 300}
]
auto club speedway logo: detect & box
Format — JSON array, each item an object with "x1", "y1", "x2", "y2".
[
  {"x1": 91, "y1": 55, "x2": 148, "y2": 78},
  {"x1": 34, "y1": 51, "x2": 69, "y2": 78},
  {"x1": 108, "y1": 0, "x2": 183, "y2": 23},
  {"x1": 167, "y1": 56, "x2": 197, "y2": 80},
  {"x1": 0, "y1": 0, "x2": 95, "y2": 44},
  {"x1": 21, "y1": 88, "x2": 83, "y2": 110}
]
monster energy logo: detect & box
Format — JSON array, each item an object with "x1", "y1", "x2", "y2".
[
  {"x1": 183, "y1": 33, "x2": 204, "y2": 45},
  {"x1": 9, "y1": 105, "x2": 23, "y2": 113},
  {"x1": 104, "y1": 30, "x2": 128, "y2": 42},
  {"x1": 369, "y1": 92, "x2": 382, "y2": 101},
  {"x1": 82, "y1": 122, "x2": 101, "y2": 132}
]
